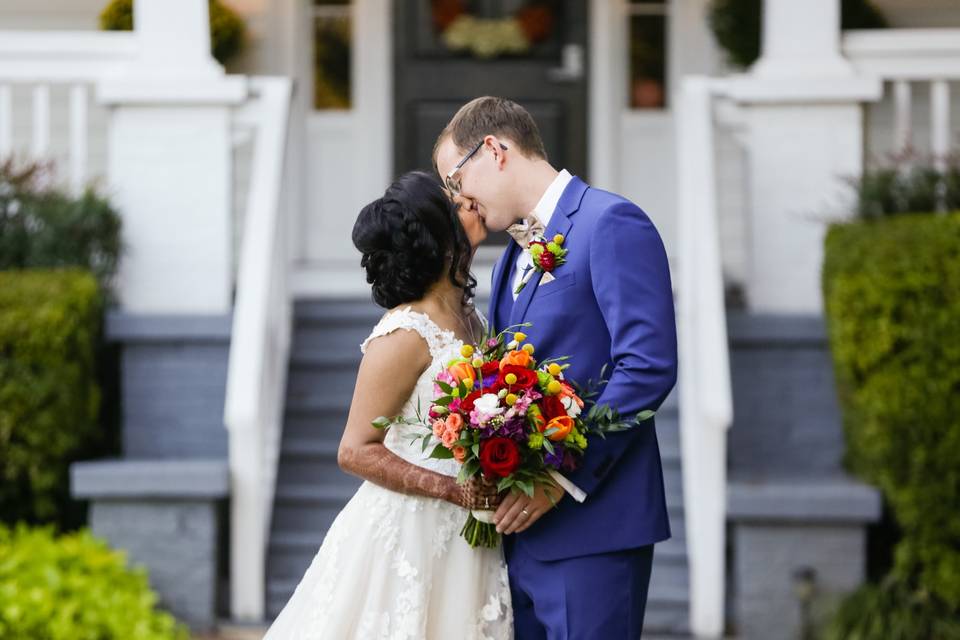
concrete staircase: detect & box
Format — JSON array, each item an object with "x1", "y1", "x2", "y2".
[{"x1": 266, "y1": 300, "x2": 689, "y2": 635}]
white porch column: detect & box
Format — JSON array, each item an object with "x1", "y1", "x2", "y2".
[
  {"x1": 99, "y1": 0, "x2": 246, "y2": 314},
  {"x1": 725, "y1": 0, "x2": 881, "y2": 313}
]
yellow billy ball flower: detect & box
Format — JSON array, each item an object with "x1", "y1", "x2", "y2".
[
  {"x1": 530, "y1": 244, "x2": 544, "y2": 256},
  {"x1": 546, "y1": 242, "x2": 560, "y2": 253},
  {"x1": 472, "y1": 357, "x2": 484, "y2": 368},
  {"x1": 451, "y1": 387, "x2": 460, "y2": 397},
  {"x1": 553, "y1": 233, "x2": 565, "y2": 245},
  {"x1": 505, "y1": 393, "x2": 518, "y2": 406},
  {"x1": 522, "y1": 343, "x2": 535, "y2": 355},
  {"x1": 514, "y1": 331, "x2": 527, "y2": 342},
  {"x1": 548, "y1": 363, "x2": 562, "y2": 376},
  {"x1": 504, "y1": 373, "x2": 518, "y2": 385},
  {"x1": 547, "y1": 380, "x2": 562, "y2": 395},
  {"x1": 460, "y1": 344, "x2": 474, "y2": 358}
]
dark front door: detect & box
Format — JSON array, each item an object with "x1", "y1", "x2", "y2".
[{"x1": 393, "y1": 0, "x2": 588, "y2": 183}]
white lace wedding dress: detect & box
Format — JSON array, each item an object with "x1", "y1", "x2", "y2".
[{"x1": 263, "y1": 306, "x2": 513, "y2": 640}]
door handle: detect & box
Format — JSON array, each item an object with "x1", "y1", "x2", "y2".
[{"x1": 547, "y1": 43, "x2": 584, "y2": 83}]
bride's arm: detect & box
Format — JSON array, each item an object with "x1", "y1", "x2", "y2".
[{"x1": 337, "y1": 328, "x2": 465, "y2": 507}]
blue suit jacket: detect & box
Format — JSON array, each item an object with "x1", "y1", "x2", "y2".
[{"x1": 489, "y1": 176, "x2": 678, "y2": 561}]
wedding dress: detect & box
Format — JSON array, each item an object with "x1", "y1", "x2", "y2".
[{"x1": 263, "y1": 306, "x2": 513, "y2": 640}]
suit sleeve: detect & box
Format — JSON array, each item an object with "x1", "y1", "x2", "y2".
[{"x1": 564, "y1": 201, "x2": 678, "y2": 496}]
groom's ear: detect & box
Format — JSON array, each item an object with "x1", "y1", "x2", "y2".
[{"x1": 485, "y1": 135, "x2": 507, "y2": 169}]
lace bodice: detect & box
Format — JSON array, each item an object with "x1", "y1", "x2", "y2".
[{"x1": 360, "y1": 306, "x2": 483, "y2": 478}]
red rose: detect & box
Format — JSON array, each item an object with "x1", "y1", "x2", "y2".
[
  {"x1": 540, "y1": 395, "x2": 566, "y2": 421},
  {"x1": 481, "y1": 361, "x2": 501, "y2": 377},
  {"x1": 496, "y1": 365, "x2": 538, "y2": 390},
  {"x1": 539, "y1": 252, "x2": 556, "y2": 271},
  {"x1": 479, "y1": 437, "x2": 521, "y2": 479},
  {"x1": 460, "y1": 389, "x2": 481, "y2": 413}
]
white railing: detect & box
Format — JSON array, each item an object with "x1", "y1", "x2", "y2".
[
  {"x1": 223, "y1": 76, "x2": 294, "y2": 621},
  {"x1": 0, "y1": 31, "x2": 135, "y2": 193},
  {"x1": 675, "y1": 76, "x2": 735, "y2": 638},
  {"x1": 845, "y1": 29, "x2": 960, "y2": 164}
]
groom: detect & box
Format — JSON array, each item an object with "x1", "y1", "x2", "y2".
[{"x1": 435, "y1": 97, "x2": 678, "y2": 638}]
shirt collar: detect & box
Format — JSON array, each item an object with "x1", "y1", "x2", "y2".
[{"x1": 530, "y1": 169, "x2": 572, "y2": 228}]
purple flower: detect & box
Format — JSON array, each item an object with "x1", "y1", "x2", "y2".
[
  {"x1": 487, "y1": 338, "x2": 499, "y2": 348},
  {"x1": 544, "y1": 444, "x2": 565, "y2": 469}
]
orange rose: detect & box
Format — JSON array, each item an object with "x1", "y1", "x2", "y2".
[
  {"x1": 541, "y1": 415, "x2": 574, "y2": 442},
  {"x1": 447, "y1": 361, "x2": 475, "y2": 386},
  {"x1": 452, "y1": 445, "x2": 467, "y2": 463},
  {"x1": 445, "y1": 413, "x2": 463, "y2": 435},
  {"x1": 499, "y1": 349, "x2": 532, "y2": 370}
]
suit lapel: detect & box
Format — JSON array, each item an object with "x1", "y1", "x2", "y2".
[
  {"x1": 508, "y1": 176, "x2": 588, "y2": 327},
  {"x1": 488, "y1": 240, "x2": 519, "y2": 330}
]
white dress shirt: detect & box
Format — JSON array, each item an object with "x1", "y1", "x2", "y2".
[
  {"x1": 510, "y1": 169, "x2": 573, "y2": 300},
  {"x1": 505, "y1": 169, "x2": 587, "y2": 503}
]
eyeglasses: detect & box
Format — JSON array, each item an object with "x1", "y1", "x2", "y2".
[{"x1": 444, "y1": 139, "x2": 508, "y2": 196}]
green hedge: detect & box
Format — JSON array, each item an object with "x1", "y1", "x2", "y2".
[
  {"x1": 100, "y1": 0, "x2": 245, "y2": 66},
  {"x1": 709, "y1": 0, "x2": 886, "y2": 68},
  {"x1": 0, "y1": 270, "x2": 102, "y2": 526},
  {"x1": 822, "y1": 212, "x2": 960, "y2": 636},
  {"x1": 0, "y1": 160, "x2": 122, "y2": 288},
  {"x1": 0, "y1": 524, "x2": 187, "y2": 639}
]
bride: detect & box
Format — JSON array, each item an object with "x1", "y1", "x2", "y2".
[{"x1": 263, "y1": 171, "x2": 513, "y2": 639}]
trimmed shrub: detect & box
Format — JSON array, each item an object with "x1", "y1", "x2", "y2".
[
  {"x1": 0, "y1": 270, "x2": 103, "y2": 526},
  {"x1": 822, "y1": 212, "x2": 960, "y2": 636},
  {"x1": 0, "y1": 524, "x2": 188, "y2": 639},
  {"x1": 709, "y1": 0, "x2": 886, "y2": 69},
  {"x1": 0, "y1": 160, "x2": 121, "y2": 289},
  {"x1": 99, "y1": 0, "x2": 245, "y2": 66}
]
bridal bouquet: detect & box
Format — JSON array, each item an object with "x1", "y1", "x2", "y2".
[{"x1": 373, "y1": 324, "x2": 654, "y2": 548}]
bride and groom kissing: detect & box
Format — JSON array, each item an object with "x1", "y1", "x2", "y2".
[{"x1": 264, "y1": 96, "x2": 677, "y2": 639}]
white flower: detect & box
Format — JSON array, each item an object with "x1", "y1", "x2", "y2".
[
  {"x1": 561, "y1": 395, "x2": 582, "y2": 418},
  {"x1": 473, "y1": 393, "x2": 503, "y2": 417}
]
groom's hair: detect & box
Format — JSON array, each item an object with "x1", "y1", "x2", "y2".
[{"x1": 433, "y1": 97, "x2": 548, "y2": 171}]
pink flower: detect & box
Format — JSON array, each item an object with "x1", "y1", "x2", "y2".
[
  {"x1": 432, "y1": 419, "x2": 446, "y2": 439},
  {"x1": 445, "y1": 413, "x2": 464, "y2": 435},
  {"x1": 441, "y1": 428, "x2": 458, "y2": 448}
]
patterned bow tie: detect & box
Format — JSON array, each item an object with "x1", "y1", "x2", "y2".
[{"x1": 505, "y1": 215, "x2": 545, "y2": 249}]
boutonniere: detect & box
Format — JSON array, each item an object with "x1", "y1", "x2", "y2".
[{"x1": 515, "y1": 233, "x2": 568, "y2": 294}]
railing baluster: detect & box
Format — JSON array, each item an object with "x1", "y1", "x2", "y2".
[
  {"x1": 893, "y1": 80, "x2": 912, "y2": 152},
  {"x1": 32, "y1": 84, "x2": 51, "y2": 158},
  {"x1": 930, "y1": 79, "x2": 950, "y2": 171},
  {"x1": 0, "y1": 85, "x2": 11, "y2": 159},
  {"x1": 69, "y1": 84, "x2": 88, "y2": 194}
]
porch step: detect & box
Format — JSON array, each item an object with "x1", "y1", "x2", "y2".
[{"x1": 266, "y1": 300, "x2": 690, "y2": 633}]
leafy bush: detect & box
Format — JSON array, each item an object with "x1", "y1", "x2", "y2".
[
  {"x1": 709, "y1": 0, "x2": 886, "y2": 68},
  {"x1": 0, "y1": 161, "x2": 121, "y2": 289},
  {"x1": 822, "y1": 212, "x2": 960, "y2": 636},
  {"x1": 0, "y1": 524, "x2": 188, "y2": 639},
  {"x1": 847, "y1": 156, "x2": 960, "y2": 219},
  {"x1": 822, "y1": 574, "x2": 960, "y2": 640},
  {"x1": 0, "y1": 270, "x2": 103, "y2": 526},
  {"x1": 100, "y1": 0, "x2": 245, "y2": 66}
]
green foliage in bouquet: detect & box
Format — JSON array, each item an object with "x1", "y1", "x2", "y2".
[
  {"x1": 709, "y1": 0, "x2": 886, "y2": 68},
  {"x1": 99, "y1": 0, "x2": 245, "y2": 66},
  {"x1": 0, "y1": 524, "x2": 188, "y2": 639},
  {"x1": 822, "y1": 212, "x2": 960, "y2": 635},
  {"x1": 0, "y1": 161, "x2": 122, "y2": 289},
  {"x1": 0, "y1": 270, "x2": 103, "y2": 526}
]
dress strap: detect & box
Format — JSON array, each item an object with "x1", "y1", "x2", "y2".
[{"x1": 360, "y1": 306, "x2": 454, "y2": 360}]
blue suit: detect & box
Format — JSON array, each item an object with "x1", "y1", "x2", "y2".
[{"x1": 489, "y1": 176, "x2": 677, "y2": 638}]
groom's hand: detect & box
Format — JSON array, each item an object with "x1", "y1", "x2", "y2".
[{"x1": 494, "y1": 481, "x2": 565, "y2": 535}]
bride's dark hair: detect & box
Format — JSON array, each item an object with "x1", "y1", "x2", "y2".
[{"x1": 352, "y1": 171, "x2": 476, "y2": 310}]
